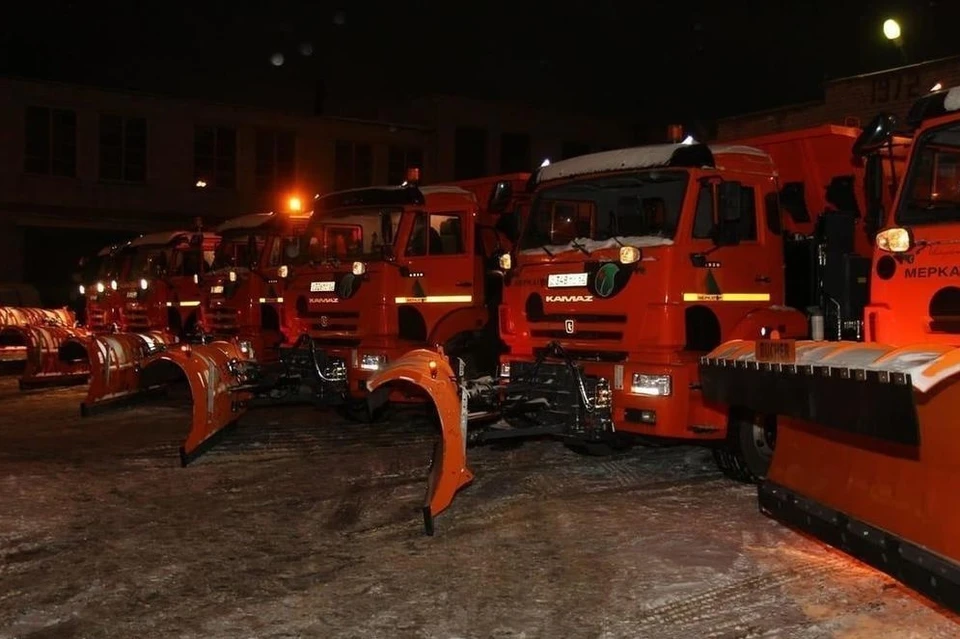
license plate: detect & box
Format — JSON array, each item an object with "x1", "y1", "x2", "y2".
[
  {"x1": 210, "y1": 285, "x2": 224, "y2": 294},
  {"x1": 547, "y1": 272, "x2": 588, "y2": 288},
  {"x1": 755, "y1": 339, "x2": 796, "y2": 364},
  {"x1": 310, "y1": 281, "x2": 336, "y2": 292},
  {"x1": 126, "y1": 291, "x2": 138, "y2": 299}
]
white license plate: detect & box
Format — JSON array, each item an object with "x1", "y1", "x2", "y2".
[
  {"x1": 310, "y1": 281, "x2": 336, "y2": 292},
  {"x1": 210, "y1": 285, "x2": 224, "y2": 294},
  {"x1": 547, "y1": 272, "x2": 589, "y2": 288},
  {"x1": 126, "y1": 291, "x2": 138, "y2": 299}
]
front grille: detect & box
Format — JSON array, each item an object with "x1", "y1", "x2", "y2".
[
  {"x1": 301, "y1": 310, "x2": 360, "y2": 333},
  {"x1": 88, "y1": 308, "x2": 109, "y2": 332},
  {"x1": 531, "y1": 329, "x2": 624, "y2": 340},
  {"x1": 122, "y1": 307, "x2": 151, "y2": 332},
  {"x1": 505, "y1": 360, "x2": 612, "y2": 437},
  {"x1": 207, "y1": 305, "x2": 239, "y2": 335},
  {"x1": 532, "y1": 347, "x2": 627, "y2": 362}
]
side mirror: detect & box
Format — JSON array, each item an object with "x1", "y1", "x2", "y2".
[
  {"x1": 488, "y1": 180, "x2": 514, "y2": 214},
  {"x1": 864, "y1": 154, "x2": 885, "y2": 239},
  {"x1": 714, "y1": 181, "x2": 742, "y2": 246},
  {"x1": 853, "y1": 113, "x2": 896, "y2": 158}
]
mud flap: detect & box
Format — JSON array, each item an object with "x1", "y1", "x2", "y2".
[
  {"x1": 700, "y1": 339, "x2": 960, "y2": 612},
  {"x1": 134, "y1": 342, "x2": 253, "y2": 465},
  {"x1": 7, "y1": 325, "x2": 93, "y2": 389},
  {"x1": 365, "y1": 349, "x2": 474, "y2": 535},
  {"x1": 81, "y1": 332, "x2": 177, "y2": 414}
]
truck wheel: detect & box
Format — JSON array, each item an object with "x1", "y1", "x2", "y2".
[{"x1": 713, "y1": 412, "x2": 776, "y2": 483}]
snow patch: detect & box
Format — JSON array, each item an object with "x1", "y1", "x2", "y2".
[
  {"x1": 420, "y1": 185, "x2": 476, "y2": 198},
  {"x1": 945, "y1": 87, "x2": 960, "y2": 112},
  {"x1": 130, "y1": 231, "x2": 189, "y2": 247},
  {"x1": 216, "y1": 213, "x2": 275, "y2": 232},
  {"x1": 520, "y1": 235, "x2": 673, "y2": 256}
]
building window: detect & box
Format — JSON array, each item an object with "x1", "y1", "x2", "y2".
[
  {"x1": 255, "y1": 130, "x2": 296, "y2": 191},
  {"x1": 99, "y1": 115, "x2": 147, "y2": 182},
  {"x1": 500, "y1": 132, "x2": 531, "y2": 173},
  {"x1": 194, "y1": 125, "x2": 236, "y2": 188},
  {"x1": 388, "y1": 146, "x2": 424, "y2": 184},
  {"x1": 561, "y1": 141, "x2": 590, "y2": 160},
  {"x1": 334, "y1": 141, "x2": 373, "y2": 191},
  {"x1": 454, "y1": 126, "x2": 487, "y2": 180},
  {"x1": 24, "y1": 106, "x2": 77, "y2": 177}
]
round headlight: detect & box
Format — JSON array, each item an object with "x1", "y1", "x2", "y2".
[
  {"x1": 110, "y1": 280, "x2": 118, "y2": 291},
  {"x1": 352, "y1": 261, "x2": 366, "y2": 276},
  {"x1": 79, "y1": 284, "x2": 86, "y2": 295},
  {"x1": 139, "y1": 278, "x2": 149, "y2": 290},
  {"x1": 229, "y1": 270, "x2": 238, "y2": 283},
  {"x1": 96, "y1": 282, "x2": 105, "y2": 294}
]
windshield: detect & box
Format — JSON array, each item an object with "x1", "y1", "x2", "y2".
[
  {"x1": 130, "y1": 247, "x2": 167, "y2": 277},
  {"x1": 212, "y1": 234, "x2": 266, "y2": 270},
  {"x1": 300, "y1": 207, "x2": 402, "y2": 263},
  {"x1": 899, "y1": 122, "x2": 960, "y2": 224},
  {"x1": 520, "y1": 170, "x2": 689, "y2": 252}
]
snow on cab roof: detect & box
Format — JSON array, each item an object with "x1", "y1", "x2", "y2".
[
  {"x1": 420, "y1": 185, "x2": 475, "y2": 198},
  {"x1": 129, "y1": 231, "x2": 190, "y2": 247},
  {"x1": 216, "y1": 213, "x2": 276, "y2": 233},
  {"x1": 536, "y1": 143, "x2": 770, "y2": 183}
]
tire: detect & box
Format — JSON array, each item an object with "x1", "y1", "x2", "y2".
[{"x1": 713, "y1": 412, "x2": 776, "y2": 484}]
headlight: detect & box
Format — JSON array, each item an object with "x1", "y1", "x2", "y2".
[
  {"x1": 278, "y1": 265, "x2": 289, "y2": 278},
  {"x1": 96, "y1": 282, "x2": 105, "y2": 293},
  {"x1": 110, "y1": 280, "x2": 118, "y2": 290},
  {"x1": 352, "y1": 261, "x2": 366, "y2": 276},
  {"x1": 193, "y1": 274, "x2": 199, "y2": 284},
  {"x1": 499, "y1": 362, "x2": 511, "y2": 378},
  {"x1": 498, "y1": 253, "x2": 512, "y2": 270},
  {"x1": 631, "y1": 373, "x2": 672, "y2": 397},
  {"x1": 78, "y1": 284, "x2": 85, "y2": 295},
  {"x1": 359, "y1": 353, "x2": 386, "y2": 371},
  {"x1": 229, "y1": 270, "x2": 237, "y2": 283},
  {"x1": 876, "y1": 227, "x2": 911, "y2": 253},
  {"x1": 139, "y1": 278, "x2": 149, "y2": 290},
  {"x1": 238, "y1": 340, "x2": 255, "y2": 360},
  {"x1": 619, "y1": 246, "x2": 641, "y2": 264}
]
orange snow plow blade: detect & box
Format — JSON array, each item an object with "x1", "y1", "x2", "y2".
[
  {"x1": 365, "y1": 348, "x2": 474, "y2": 535},
  {"x1": 0, "y1": 306, "x2": 77, "y2": 365},
  {"x1": 137, "y1": 341, "x2": 254, "y2": 465},
  {"x1": 80, "y1": 332, "x2": 177, "y2": 414},
  {"x1": 4, "y1": 324, "x2": 93, "y2": 389},
  {"x1": 700, "y1": 339, "x2": 960, "y2": 612}
]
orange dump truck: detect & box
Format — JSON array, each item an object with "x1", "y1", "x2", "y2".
[{"x1": 698, "y1": 87, "x2": 960, "y2": 613}]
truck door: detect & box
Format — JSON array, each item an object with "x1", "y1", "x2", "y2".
[
  {"x1": 400, "y1": 209, "x2": 475, "y2": 307},
  {"x1": 687, "y1": 178, "x2": 776, "y2": 335}
]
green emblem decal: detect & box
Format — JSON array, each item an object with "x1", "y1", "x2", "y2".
[{"x1": 595, "y1": 263, "x2": 620, "y2": 298}]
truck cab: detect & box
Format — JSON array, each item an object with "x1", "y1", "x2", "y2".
[
  {"x1": 498, "y1": 143, "x2": 805, "y2": 444},
  {"x1": 202, "y1": 211, "x2": 312, "y2": 362},
  {"x1": 77, "y1": 242, "x2": 131, "y2": 332},
  {"x1": 281, "y1": 173, "x2": 529, "y2": 403},
  {"x1": 119, "y1": 231, "x2": 220, "y2": 335}
]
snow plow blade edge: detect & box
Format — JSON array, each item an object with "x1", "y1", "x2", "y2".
[{"x1": 365, "y1": 349, "x2": 474, "y2": 535}]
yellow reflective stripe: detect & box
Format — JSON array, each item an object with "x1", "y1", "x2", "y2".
[
  {"x1": 166, "y1": 301, "x2": 202, "y2": 307},
  {"x1": 394, "y1": 295, "x2": 473, "y2": 304},
  {"x1": 682, "y1": 293, "x2": 771, "y2": 302},
  {"x1": 258, "y1": 297, "x2": 284, "y2": 303}
]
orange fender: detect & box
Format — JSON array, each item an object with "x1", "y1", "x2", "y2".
[
  {"x1": 10, "y1": 325, "x2": 93, "y2": 389},
  {"x1": 0, "y1": 306, "x2": 75, "y2": 328},
  {"x1": 81, "y1": 332, "x2": 177, "y2": 413},
  {"x1": 366, "y1": 348, "x2": 473, "y2": 535},
  {"x1": 138, "y1": 341, "x2": 253, "y2": 464}
]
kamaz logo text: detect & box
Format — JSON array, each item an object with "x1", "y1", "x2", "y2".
[
  {"x1": 545, "y1": 295, "x2": 593, "y2": 303},
  {"x1": 904, "y1": 266, "x2": 960, "y2": 278},
  {"x1": 309, "y1": 297, "x2": 339, "y2": 304}
]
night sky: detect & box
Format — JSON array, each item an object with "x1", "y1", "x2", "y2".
[{"x1": 3, "y1": 1, "x2": 960, "y2": 125}]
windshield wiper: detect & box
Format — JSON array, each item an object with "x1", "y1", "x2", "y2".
[
  {"x1": 569, "y1": 239, "x2": 591, "y2": 256},
  {"x1": 538, "y1": 242, "x2": 555, "y2": 258}
]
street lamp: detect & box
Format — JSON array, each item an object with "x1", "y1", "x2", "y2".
[{"x1": 883, "y1": 18, "x2": 901, "y2": 41}]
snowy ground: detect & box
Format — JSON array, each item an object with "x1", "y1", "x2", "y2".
[{"x1": 0, "y1": 376, "x2": 957, "y2": 638}]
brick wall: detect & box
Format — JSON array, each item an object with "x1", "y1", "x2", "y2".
[{"x1": 716, "y1": 56, "x2": 960, "y2": 141}]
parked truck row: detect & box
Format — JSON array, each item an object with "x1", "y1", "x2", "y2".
[{"x1": 5, "y1": 99, "x2": 956, "y2": 613}]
